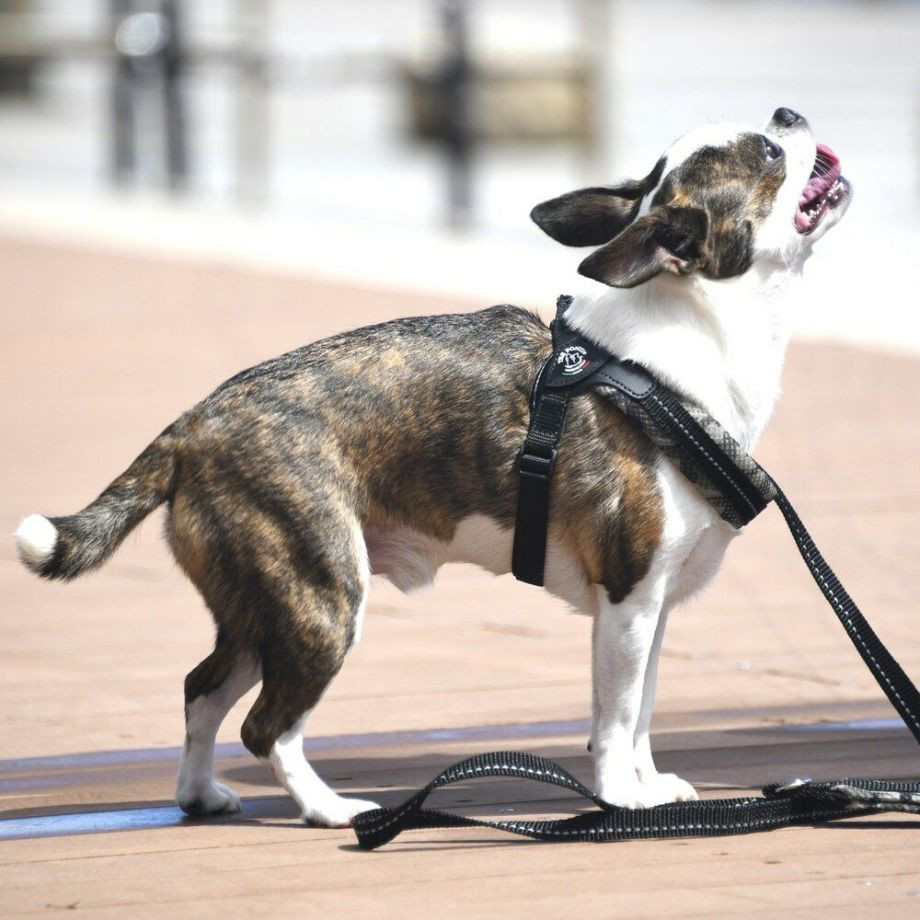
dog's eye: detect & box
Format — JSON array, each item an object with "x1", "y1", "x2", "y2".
[{"x1": 762, "y1": 137, "x2": 783, "y2": 161}]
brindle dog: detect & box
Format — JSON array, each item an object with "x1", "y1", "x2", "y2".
[{"x1": 17, "y1": 108, "x2": 851, "y2": 825}]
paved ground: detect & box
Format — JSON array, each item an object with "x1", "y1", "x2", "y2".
[{"x1": 2, "y1": 236, "x2": 920, "y2": 917}]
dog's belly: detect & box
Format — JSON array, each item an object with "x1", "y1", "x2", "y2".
[
  {"x1": 363, "y1": 514, "x2": 595, "y2": 612},
  {"x1": 363, "y1": 524, "x2": 445, "y2": 592},
  {"x1": 363, "y1": 515, "x2": 512, "y2": 592}
]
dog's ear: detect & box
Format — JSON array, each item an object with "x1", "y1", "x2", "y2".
[
  {"x1": 530, "y1": 182, "x2": 647, "y2": 247},
  {"x1": 578, "y1": 206, "x2": 709, "y2": 288},
  {"x1": 530, "y1": 158, "x2": 666, "y2": 247}
]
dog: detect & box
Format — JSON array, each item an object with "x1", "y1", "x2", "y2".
[{"x1": 16, "y1": 107, "x2": 850, "y2": 827}]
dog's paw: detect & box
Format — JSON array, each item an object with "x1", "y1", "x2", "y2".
[
  {"x1": 178, "y1": 780, "x2": 243, "y2": 817},
  {"x1": 637, "y1": 772, "x2": 699, "y2": 804},
  {"x1": 597, "y1": 773, "x2": 697, "y2": 809},
  {"x1": 302, "y1": 795, "x2": 380, "y2": 829}
]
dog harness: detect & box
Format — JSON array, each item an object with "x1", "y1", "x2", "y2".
[
  {"x1": 352, "y1": 296, "x2": 920, "y2": 848},
  {"x1": 511, "y1": 295, "x2": 775, "y2": 586}
]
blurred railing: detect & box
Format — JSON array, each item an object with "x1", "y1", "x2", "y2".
[{"x1": 0, "y1": 0, "x2": 609, "y2": 227}]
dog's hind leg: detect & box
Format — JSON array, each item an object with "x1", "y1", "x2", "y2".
[
  {"x1": 241, "y1": 642, "x2": 380, "y2": 827},
  {"x1": 238, "y1": 532, "x2": 379, "y2": 828},
  {"x1": 261, "y1": 706, "x2": 379, "y2": 828},
  {"x1": 167, "y1": 460, "x2": 377, "y2": 826},
  {"x1": 176, "y1": 638, "x2": 261, "y2": 816}
]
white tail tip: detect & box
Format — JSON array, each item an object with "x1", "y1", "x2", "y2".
[{"x1": 15, "y1": 514, "x2": 58, "y2": 571}]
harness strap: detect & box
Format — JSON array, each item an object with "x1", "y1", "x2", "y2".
[
  {"x1": 353, "y1": 488, "x2": 920, "y2": 847},
  {"x1": 510, "y1": 382, "x2": 570, "y2": 586}
]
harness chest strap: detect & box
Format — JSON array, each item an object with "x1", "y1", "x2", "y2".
[{"x1": 352, "y1": 295, "x2": 920, "y2": 848}]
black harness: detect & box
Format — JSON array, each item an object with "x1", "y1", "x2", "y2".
[
  {"x1": 512, "y1": 295, "x2": 773, "y2": 586},
  {"x1": 353, "y1": 297, "x2": 920, "y2": 848}
]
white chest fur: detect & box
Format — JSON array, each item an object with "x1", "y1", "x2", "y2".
[
  {"x1": 559, "y1": 268, "x2": 795, "y2": 606},
  {"x1": 563, "y1": 268, "x2": 795, "y2": 454}
]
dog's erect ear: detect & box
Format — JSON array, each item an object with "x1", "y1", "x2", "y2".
[
  {"x1": 530, "y1": 182, "x2": 647, "y2": 247},
  {"x1": 530, "y1": 159, "x2": 665, "y2": 247},
  {"x1": 578, "y1": 206, "x2": 709, "y2": 288}
]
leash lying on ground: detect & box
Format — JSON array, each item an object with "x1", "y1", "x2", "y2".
[{"x1": 352, "y1": 297, "x2": 920, "y2": 849}]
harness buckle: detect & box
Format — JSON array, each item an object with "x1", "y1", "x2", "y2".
[{"x1": 517, "y1": 448, "x2": 556, "y2": 480}]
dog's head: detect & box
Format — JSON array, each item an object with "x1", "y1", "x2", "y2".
[{"x1": 531, "y1": 108, "x2": 851, "y2": 288}]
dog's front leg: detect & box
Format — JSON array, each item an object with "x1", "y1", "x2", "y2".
[
  {"x1": 590, "y1": 579, "x2": 696, "y2": 808},
  {"x1": 631, "y1": 602, "x2": 698, "y2": 803}
]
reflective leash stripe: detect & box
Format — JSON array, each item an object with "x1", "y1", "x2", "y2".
[
  {"x1": 773, "y1": 486, "x2": 920, "y2": 742},
  {"x1": 351, "y1": 298, "x2": 920, "y2": 848},
  {"x1": 353, "y1": 751, "x2": 920, "y2": 849}
]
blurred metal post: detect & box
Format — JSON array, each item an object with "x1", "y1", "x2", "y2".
[
  {"x1": 109, "y1": 0, "x2": 188, "y2": 189},
  {"x1": 439, "y1": 0, "x2": 473, "y2": 230},
  {"x1": 234, "y1": 0, "x2": 270, "y2": 204},
  {"x1": 0, "y1": 0, "x2": 36, "y2": 95},
  {"x1": 161, "y1": 0, "x2": 188, "y2": 189},
  {"x1": 575, "y1": 0, "x2": 614, "y2": 182},
  {"x1": 110, "y1": 0, "x2": 136, "y2": 183}
]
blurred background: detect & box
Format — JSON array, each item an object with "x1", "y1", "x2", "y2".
[{"x1": 0, "y1": 0, "x2": 918, "y2": 349}]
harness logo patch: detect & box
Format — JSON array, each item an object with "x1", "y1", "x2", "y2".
[{"x1": 557, "y1": 345, "x2": 589, "y2": 376}]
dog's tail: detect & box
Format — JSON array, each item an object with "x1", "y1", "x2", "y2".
[{"x1": 15, "y1": 428, "x2": 178, "y2": 581}]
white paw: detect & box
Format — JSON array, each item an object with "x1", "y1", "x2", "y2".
[
  {"x1": 597, "y1": 773, "x2": 698, "y2": 809},
  {"x1": 303, "y1": 795, "x2": 380, "y2": 829},
  {"x1": 637, "y1": 771, "x2": 699, "y2": 804},
  {"x1": 177, "y1": 780, "x2": 243, "y2": 817}
]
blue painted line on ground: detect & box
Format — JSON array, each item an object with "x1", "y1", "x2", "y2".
[
  {"x1": 0, "y1": 718, "x2": 593, "y2": 775},
  {"x1": 0, "y1": 776, "x2": 72, "y2": 793},
  {"x1": 0, "y1": 805, "x2": 189, "y2": 841},
  {"x1": 782, "y1": 718, "x2": 905, "y2": 732}
]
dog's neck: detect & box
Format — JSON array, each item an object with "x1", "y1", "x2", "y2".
[{"x1": 564, "y1": 263, "x2": 801, "y2": 453}]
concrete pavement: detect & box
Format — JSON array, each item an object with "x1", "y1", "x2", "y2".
[{"x1": 1, "y1": 236, "x2": 920, "y2": 916}]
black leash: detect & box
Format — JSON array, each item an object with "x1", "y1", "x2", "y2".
[
  {"x1": 353, "y1": 490, "x2": 920, "y2": 848},
  {"x1": 772, "y1": 484, "x2": 920, "y2": 745},
  {"x1": 353, "y1": 753, "x2": 920, "y2": 849},
  {"x1": 352, "y1": 299, "x2": 920, "y2": 848}
]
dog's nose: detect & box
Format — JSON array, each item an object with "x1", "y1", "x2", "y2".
[{"x1": 772, "y1": 107, "x2": 803, "y2": 128}]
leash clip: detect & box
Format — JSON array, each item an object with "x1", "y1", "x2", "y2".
[{"x1": 768, "y1": 777, "x2": 813, "y2": 797}]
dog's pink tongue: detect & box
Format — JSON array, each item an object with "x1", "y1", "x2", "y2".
[{"x1": 800, "y1": 143, "x2": 841, "y2": 205}]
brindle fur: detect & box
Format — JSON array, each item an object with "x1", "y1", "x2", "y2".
[{"x1": 49, "y1": 306, "x2": 661, "y2": 758}]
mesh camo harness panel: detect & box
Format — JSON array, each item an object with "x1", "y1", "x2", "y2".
[{"x1": 351, "y1": 295, "x2": 920, "y2": 849}]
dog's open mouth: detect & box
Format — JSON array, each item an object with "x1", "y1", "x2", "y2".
[{"x1": 796, "y1": 144, "x2": 849, "y2": 234}]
